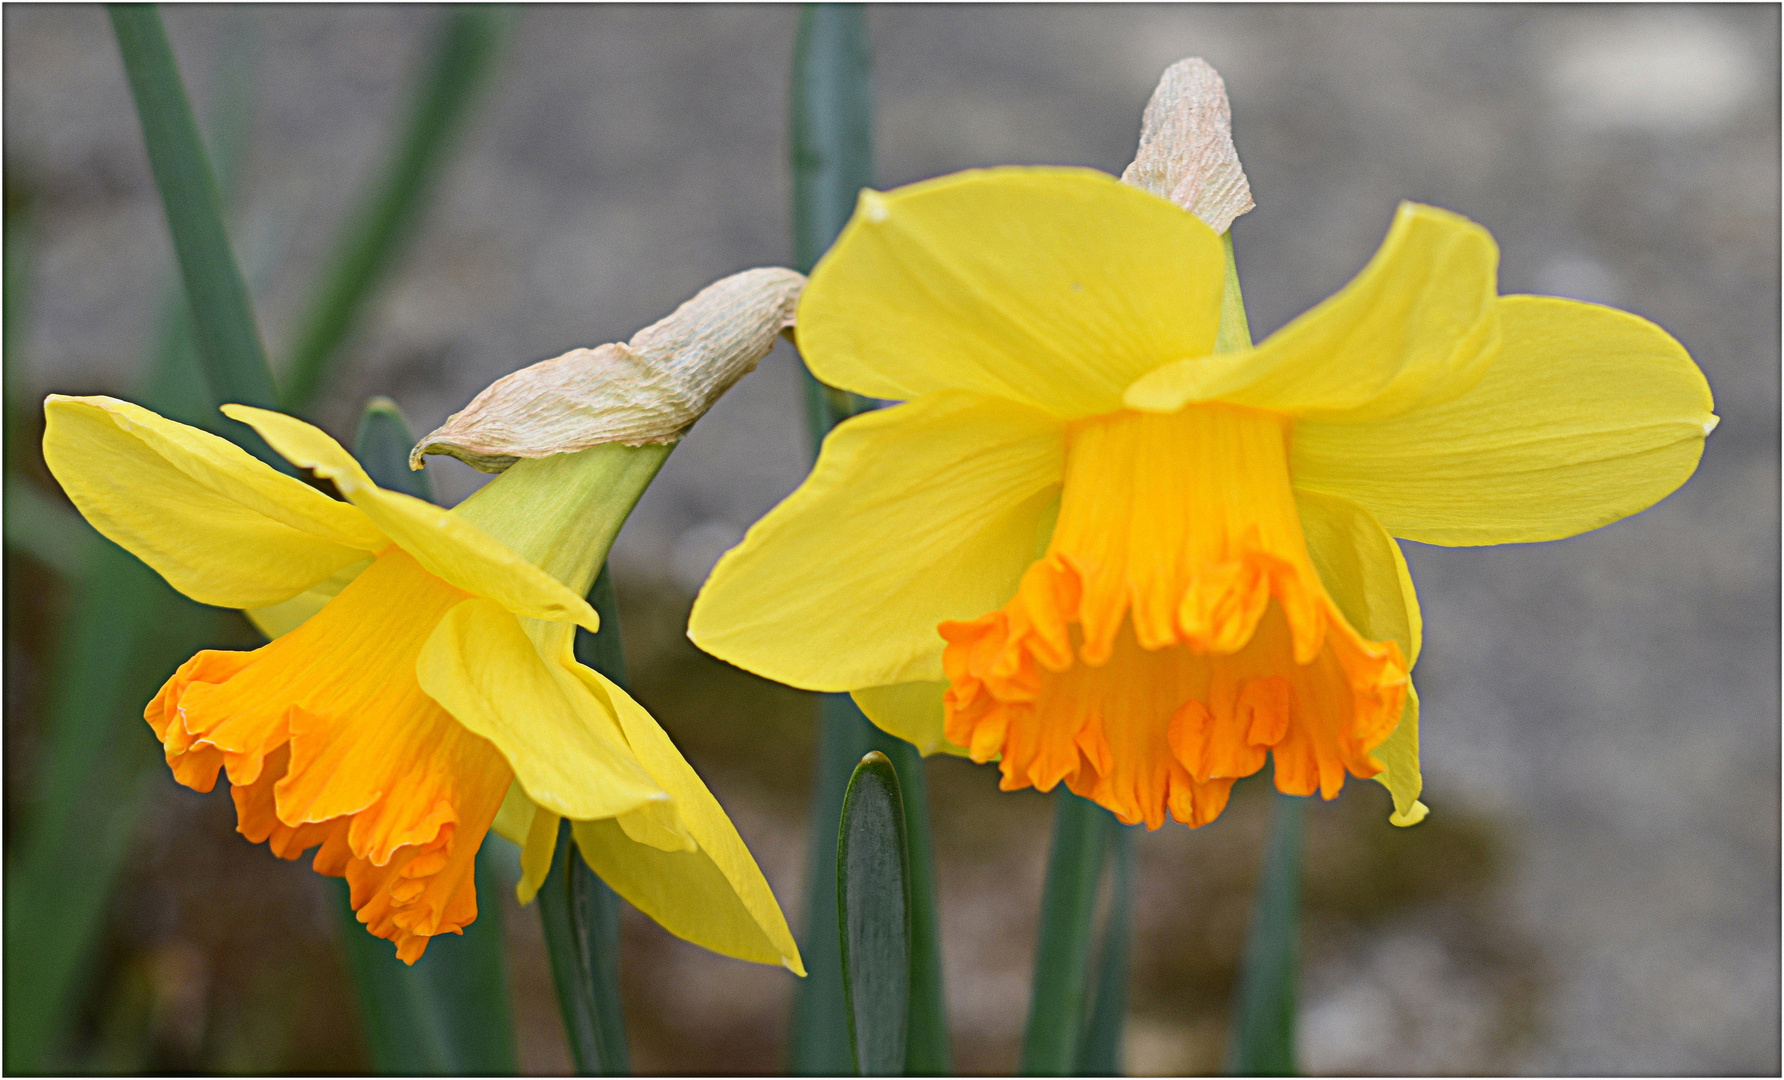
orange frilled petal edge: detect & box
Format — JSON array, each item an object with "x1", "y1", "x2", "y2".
[
  {"x1": 940, "y1": 404, "x2": 1408, "y2": 829},
  {"x1": 145, "y1": 546, "x2": 512, "y2": 963}
]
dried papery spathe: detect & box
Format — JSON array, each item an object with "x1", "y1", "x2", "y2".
[
  {"x1": 1120, "y1": 57, "x2": 1255, "y2": 233},
  {"x1": 413, "y1": 266, "x2": 805, "y2": 472}
]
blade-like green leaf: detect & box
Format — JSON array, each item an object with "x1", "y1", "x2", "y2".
[
  {"x1": 4, "y1": 16, "x2": 264, "y2": 1068},
  {"x1": 107, "y1": 4, "x2": 283, "y2": 469},
  {"x1": 838, "y1": 751, "x2": 911, "y2": 1077},
  {"x1": 1020, "y1": 791, "x2": 1113, "y2": 1075},
  {"x1": 279, "y1": 6, "x2": 509, "y2": 411},
  {"x1": 537, "y1": 563, "x2": 633, "y2": 1075},
  {"x1": 1078, "y1": 818, "x2": 1135, "y2": 1076},
  {"x1": 333, "y1": 396, "x2": 516, "y2": 1075},
  {"x1": 1226, "y1": 792, "x2": 1306, "y2": 1076}
]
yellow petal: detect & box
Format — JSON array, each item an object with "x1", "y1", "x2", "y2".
[
  {"x1": 688, "y1": 391, "x2": 1064, "y2": 691},
  {"x1": 491, "y1": 778, "x2": 538, "y2": 847},
  {"x1": 570, "y1": 664, "x2": 804, "y2": 974},
  {"x1": 42, "y1": 395, "x2": 381, "y2": 608},
  {"x1": 797, "y1": 167, "x2": 1226, "y2": 418},
  {"x1": 517, "y1": 801, "x2": 560, "y2": 905},
  {"x1": 1290, "y1": 295, "x2": 1717, "y2": 545},
  {"x1": 415, "y1": 598, "x2": 663, "y2": 821},
  {"x1": 1124, "y1": 203, "x2": 1500, "y2": 420},
  {"x1": 1295, "y1": 489, "x2": 1422, "y2": 665},
  {"x1": 851, "y1": 682, "x2": 968, "y2": 758},
  {"x1": 222, "y1": 404, "x2": 598, "y2": 630},
  {"x1": 1296, "y1": 489, "x2": 1425, "y2": 824},
  {"x1": 1375, "y1": 685, "x2": 1427, "y2": 827},
  {"x1": 245, "y1": 557, "x2": 372, "y2": 639}
]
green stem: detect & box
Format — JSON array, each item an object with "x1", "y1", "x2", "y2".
[
  {"x1": 537, "y1": 564, "x2": 633, "y2": 1075},
  {"x1": 1019, "y1": 792, "x2": 1113, "y2": 1075},
  {"x1": 1226, "y1": 793, "x2": 1306, "y2": 1076},
  {"x1": 790, "y1": 5, "x2": 952, "y2": 1074},
  {"x1": 1077, "y1": 818, "x2": 1135, "y2": 1075}
]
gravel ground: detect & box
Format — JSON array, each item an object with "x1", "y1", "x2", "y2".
[{"x1": 5, "y1": 4, "x2": 1777, "y2": 1074}]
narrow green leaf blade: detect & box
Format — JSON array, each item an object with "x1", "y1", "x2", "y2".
[
  {"x1": 537, "y1": 563, "x2": 633, "y2": 1075},
  {"x1": 838, "y1": 751, "x2": 911, "y2": 1077},
  {"x1": 1227, "y1": 792, "x2": 1306, "y2": 1076},
  {"x1": 280, "y1": 6, "x2": 509, "y2": 411},
  {"x1": 107, "y1": 5, "x2": 279, "y2": 431},
  {"x1": 1078, "y1": 819, "x2": 1135, "y2": 1075},
  {"x1": 1021, "y1": 791, "x2": 1113, "y2": 1075}
]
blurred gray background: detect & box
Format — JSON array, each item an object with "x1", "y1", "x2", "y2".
[{"x1": 6, "y1": 3, "x2": 1778, "y2": 1074}]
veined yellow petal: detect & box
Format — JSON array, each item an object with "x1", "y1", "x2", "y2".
[
  {"x1": 570, "y1": 664, "x2": 804, "y2": 974},
  {"x1": 1295, "y1": 489, "x2": 1422, "y2": 665},
  {"x1": 798, "y1": 167, "x2": 1226, "y2": 418},
  {"x1": 415, "y1": 598, "x2": 663, "y2": 822},
  {"x1": 1290, "y1": 296, "x2": 1717, "y2": 545},
  {"x1": 688, "y1": 391, "x2": 1064, "y2": 691},
  {"x1": 42, "y1": 395, "x2": 381, "y2": 608},
  {"x1": 245, "y1": 557, "x2": 372, "y2": 639},
  {"x1": 223, "y1": 404, "x2": 598, "y2": 630},
  {"x1": 1375, "y1": 686, "x2": 1427, "y2": 827},
  {"x1": 1125, "y1": 203, "x2": 1499, "y2": 421},
  {"x1": 851, "y1": 682, "x2": 968, "y2": 758}
]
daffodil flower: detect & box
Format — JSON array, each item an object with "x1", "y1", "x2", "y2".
[
  {"x1": 689, "y1": 167, "x2": 1716, "y2": 831},
  {"x1": 43, "y1": 394, "x2": 801, "y2": 970}
]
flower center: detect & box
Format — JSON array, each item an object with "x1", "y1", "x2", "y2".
[{"x1": 939, "y1": 403, "x2": 1408, "y2": 829}]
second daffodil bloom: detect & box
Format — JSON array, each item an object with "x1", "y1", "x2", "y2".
[
  {"x1": 43, "y1": 394, "x2": 802, "y2": 970},
  {"x1": 688, "y1": 167, "x2": 1716, "y2": 831}
]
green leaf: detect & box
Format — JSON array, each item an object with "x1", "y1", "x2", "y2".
[
  {"x1": 1078, "y1": 819, "x2": 1135, "y2": 1075},
  {"x1": 4, "y1": 15, "x2": 265, "y2": 1067},
  {"x1": 1226, "y1": 792, "x2": 1306, "y2": 1076},
  {"x1": 536, "y1": 563, "x2": 633, "y2": 1075},
  {"x1": 1020, "y1": 791, "x2": 1113, "y2": 1075},
  {"x1": 279, "y1": 6, "x2": 510, "y2": 412},
  {"x1": 107, "y1": 4, "x2": 283, "y2": 467},
  {"x1": 838, "y1": 751, "x2": 911, "y2": 1077},
  {"x1": 332, "y1": 396, "x2": 516, "y2": 1076}
]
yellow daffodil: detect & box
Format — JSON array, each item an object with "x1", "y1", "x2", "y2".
[
  {"x1": 43, "y1": 394, "x2": 801, "y2": 971},
  {"x1": 689, "y1": 167, "x2": 1716, "y2": 831}
]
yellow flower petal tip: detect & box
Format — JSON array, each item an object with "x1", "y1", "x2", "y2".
[
  {"x1": 1390, "y1": 800, "x2": 1430, "y2": 827},
  {"x1": 691, "y1": 165, "x2": 1715, "y2": 834}
]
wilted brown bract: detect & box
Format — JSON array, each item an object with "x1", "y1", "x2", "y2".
[
  {"x1": 412, "y1": 266, "x2": 805, "y2": 472},
  {"x1": 1121, "y1": 58, "x2": 1255, "y2": 234}
]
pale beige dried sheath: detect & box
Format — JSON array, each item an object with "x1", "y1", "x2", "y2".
[
  {"x1": 413, "y1": 266, "x2": 805, "y2": 472},
  {"x1": 1120, "y1": 57, "x2": 1254, "y2": 233}
]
